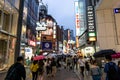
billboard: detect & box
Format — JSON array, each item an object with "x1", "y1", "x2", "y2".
[
  {"x1": 74, "y1": 1, "x2": 80, "y2": 36},
  {"x1": 42, "y1": 42, "x2": 52, "y2": 50},
  {"x1": 86, "y1": 6, "x2": 96, "y2": 41}
]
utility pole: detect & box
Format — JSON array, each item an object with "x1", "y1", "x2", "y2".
[{"x1": 14, "y1": 0, "x2": 24, "y2": 62}]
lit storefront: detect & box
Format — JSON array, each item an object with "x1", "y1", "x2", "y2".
[{"x1": 0, "y1": 0, "x2": 20, "y2": 69}]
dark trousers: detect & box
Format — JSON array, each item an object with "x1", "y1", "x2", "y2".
[
  {"x1": 74, "y1": 63, "x2": 78, "y2": 70},
  {"x1": 80, "y1": 66, "x2": 84, "y2": 77},
  {"x1": 32, "y1": 72, "x2": 38, "y2": 80}
]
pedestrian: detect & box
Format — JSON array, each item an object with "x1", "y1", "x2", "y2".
[
  {"x1": 78, "y1": 56, "x2": 85, "y2": 77},
  {"x1": 104, "y1": 55, "x2": 120, "y2": 80},
  {"x1": 30, "y1": 60, "x2": 39, "y2": 80},
  {"x1": 38, "y1": 60, "x2": 44, "y2": 80},
  {"x1": 90, "y1": 60, "x2": 102, "y2": 80},
  {"x1": 85, "y1": 61, "x2": 90, "y2": 76},
  {"x1": 73, "y1": 56, "x2": 78, "y2": 70},
  {"x1": 5, "y1": 56, "x2": 26, "y2": 80},
  {"x1": 51, "y1": 57, "x2": 57, "y2": 77}
]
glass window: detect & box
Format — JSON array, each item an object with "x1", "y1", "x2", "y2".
[
  {"x1": 2, "y1": 0, "x2": 11, "y2": 32},
  {"x1": 8, "y1": 37, "x2": 16, "y2": 66},
  {"x1": 10, "y1": 11, "x2": 18, "y2": 35},
  {"x1": 0, "y1": 0, "x2": 4, "y2": 9},
  {"x1": 14, "y1": 0, "x2": 20, "y2": 9},
  {"x1": 0, "y1": 33, "x2": 8, "y2": 69},
  {"x1": 2, "y1": 13, "x2": 10, "y2": 32},
  {"x1": 0, "y1": 13, "x2": 1, "y2": 24}
]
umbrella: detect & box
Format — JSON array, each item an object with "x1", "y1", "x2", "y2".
[
  {"x1": 111, "y1": 52, "x2": 120, "y2": 58},
  {"x1": 93, "y1": 49, "x2": 116, "y2": 58},
  {"x1": 33, "y1": 55, "x2": 45, "y2": 60}
]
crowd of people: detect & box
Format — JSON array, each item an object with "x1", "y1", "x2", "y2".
[{"x1": 4, "y1": 54, "x2": 120, "y2": 80}]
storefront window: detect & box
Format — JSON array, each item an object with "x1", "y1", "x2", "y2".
[
  {"x1": 14, "y1": 0, "x2": 20, "y2": 9},
  {"x1": 0, "y1": 11, "x2": 2, "y2": 28},
  {"x1": 8, "y1": 37, "x2": 16, "y2": 66},
  {"x1": 0, "y1": 33, "x2": 8, "y2": 70},
  {"x1": 10, "y1": 10, "x2": 18, "y2": 35},
  {"x1": 2, "y1": 0, "x2": 11, "y2": 32},
  {"x1": 0, "y1": 0, "x2": 4, "y2": 29},
  {"x1": 0, "y1": 0, "x2": 4, "y2": 9}
]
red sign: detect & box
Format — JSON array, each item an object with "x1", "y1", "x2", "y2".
[{"x1": 28, "y1": 40, "x2": 36, "y2": 47}]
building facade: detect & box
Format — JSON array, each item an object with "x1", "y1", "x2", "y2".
[
  {"x1": 20, "y1": 0, "x2": 39, "y2": 60},
  {"x1": 95, "y1": 0, "x2": 120, "y2": 52},
  {"x1": 0, "y1": 0, "x2": 20, "y2": 69}
]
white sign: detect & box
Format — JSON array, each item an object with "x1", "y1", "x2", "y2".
[{"x1": 36, "y1": 22, "x2": 47, "y2": 31}]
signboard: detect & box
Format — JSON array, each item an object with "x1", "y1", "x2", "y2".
[
  {"x1": 42, "y1": 42, "x2": 52, "y2": 50},
  {"x1": 114, "y1": 8, "x2": 120, "y2": 13},
  {"x1": 28, "y1": 40, "x2": 36, "y2": 47},
  {"x1": 74, "y1": 1, "x2": 80, "y2": 36},
  {"x1": 36, "y1": 22, "x2": 47, "y2": 31},
  {"x1": 87, "y1": 6, "x2": 96, "y2": 41}
]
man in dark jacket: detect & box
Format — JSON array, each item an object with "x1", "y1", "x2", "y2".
[{"x1": 5, "y1": 56, "x2": 26, "y2": 80}]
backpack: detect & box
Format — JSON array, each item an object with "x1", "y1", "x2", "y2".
[
  {"x1": 107, "y1": 62, "x2": 119, "y2": 80},
  {"x1": 5, "y1": 64, "x2": 18, "y2": 80}
]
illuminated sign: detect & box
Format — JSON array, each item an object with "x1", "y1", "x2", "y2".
[
  {"x1": 28, "y1": 40, "x2": 36, "y2": 46},
  {"x1": 75, "y1": 1, "x2": 80, "y2": 36},
  {"x1": 89, "y1": 37, "x2": 96, "y2": 41},
  {"x1": 87, "y1": 6, "x2": 96, "y2": 41},
  {"x1": 87, "y1": 6, "x2": 95, "y2": 32},
  {"x1": 36, "y1": 22, "x2": 47, "y2": 31},
  {"x1": 89, "y1": 32, "x2": 96, "y2": 36},
  {"x1": 42, "y1": 42, "x2": 52, "y2": 50},
  {"x1": 114, "y1": 8, "x2": 120, "y2": 13}
]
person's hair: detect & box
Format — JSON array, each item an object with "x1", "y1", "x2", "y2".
[
  {"x1": 92, "y1": 60, "x2": 97, "y2": 65},
  {"x1": 105, "y1": 55, "x2": 112, "y2": 61},
  {"x1": 17, "y1": 56, "x2": 24, "y2": 62},
  {"x1": 118, "y1": 61, "x2": 120, "y2": 65}
]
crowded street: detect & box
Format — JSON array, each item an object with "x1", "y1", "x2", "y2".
[{"x1": 1, "y1": 0, "x2": 120, "y2": 80}]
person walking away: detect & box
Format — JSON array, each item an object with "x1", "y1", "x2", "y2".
[
  {"x1": 38, "y1": 60, "x2": 44, "y2": 80},
  {"x1": 5, "y1": 56, "x2": 26, "y2": 80},
  {"x1": 78, "y1": 56, "x2": 85, "y2": 77},
  {"x1": 104, "y1": 55, "x2": 120, "y2": 80},
  {"x1": 46, "y1": 58, "x2": 52, "y2": 76},
  {"x1": 51, "y1": 58, "x2": 57, "y2": 77},
  {"x1": 117, "y1": 60, "x2": 120, "y2": 80},
  {"x1": 73, "y1": 56, "x2": 78, "y2": 70},
  {"x1": 90, "y1": 60, "x2": 101, "y2": 80},
  {"x1": 85, "y1": 61, "x2": 90, "y2": 76},
  {"x1": 30, "y1": 60, "x2": 39, "y2": 80}
]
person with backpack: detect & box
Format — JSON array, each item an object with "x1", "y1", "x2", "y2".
[
  {"x1": 5, "y1": 56, "x2": 26, "y2": 80},
  {"x1": 90, "y1": 60, "x2": 102, "y2": 80},
  {"x1": 104, "y1": 55, "x2": 120, "y2": 80}
]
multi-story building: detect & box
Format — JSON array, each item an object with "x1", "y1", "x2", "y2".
[
  {"x1": 0, "y1": 0, "x2": 20, "y2": 69},
  {"x1": 95, "y1": 0, "x2": 120, "y2": 52},
  {"x1": 19, "y1": 0, "x2": 39, "y2": 60},
  {"x1": 75, "y1": 0, "x2": 97, "y2": 57}
]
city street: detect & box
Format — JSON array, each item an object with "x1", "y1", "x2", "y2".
[
  {"x1": 45, "y1": 68, "x2": 79, "y2": 80},
  {"x1": 0, "y1": 67, "x2": 106, "y2": 80}
]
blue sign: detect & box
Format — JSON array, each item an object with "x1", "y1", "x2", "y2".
[
  {"x1": 114, "y1": 8, "x2": 120, "y2": 13},
  {"x1": 42, "y1": 42, "x2": 52, "y2": 50}
]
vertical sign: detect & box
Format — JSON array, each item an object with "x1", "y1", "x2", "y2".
[
  {"x1": 87, "y1": 6, "x2": 96, "y2": 41},
  {"x1": 74, "y1": 1, "x2": 80, "y2": 36}
]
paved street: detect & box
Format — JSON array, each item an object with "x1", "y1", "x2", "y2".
[
  {"x1": 44, "y1": 68, "x2": 79, "y2": 80},
  {"x1": 0, "y1": 67, "x2": 106, "y2": 80}
]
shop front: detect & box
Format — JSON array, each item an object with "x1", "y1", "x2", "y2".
[{"x1": 0, "y1": 0, "x2": 19, "y2": 70}]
